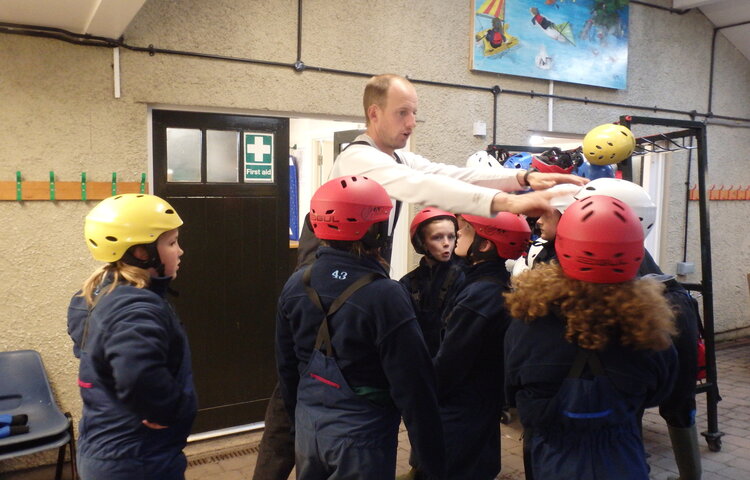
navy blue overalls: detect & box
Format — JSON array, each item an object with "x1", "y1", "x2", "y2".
[
  {"x1": 70, "y1": 278, "x2": 197, "y2": 480},
  {"x1": 400, "y1": 257, "x2": 465, "y2": 357},
  {"x1": 505, "y1": 309, "x2": 677, "y2": 480},
  {"x1": 524, "y1": 349, "x2": 650, "y2": 480},
  {"x1": 434, "y1": 260, "x2": 510, "y2": 480},
  {"x1": 294, "y1": 268, "x2": 401, "y2": 479}
]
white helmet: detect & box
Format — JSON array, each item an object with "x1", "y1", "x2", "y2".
[
  {"x1": 466, "y1": 150, "x2": 502, "y2": 168},
  {"x1": 574, "y1": 178, "x2": 656, "y2": 238},
  {"x1": 547, "y1": 183, "x2": 582, "y2": 213}
]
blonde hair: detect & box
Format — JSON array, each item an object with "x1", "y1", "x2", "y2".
[
  {"x1": 79, "y1": 262, "x2": 151, "y2": 306},
  {"x1": 363, "y1": 74, "x2": 410, "y2": 126},
  {"x1": 505, "y1": 262, "x2": 676, "y2": 351}
]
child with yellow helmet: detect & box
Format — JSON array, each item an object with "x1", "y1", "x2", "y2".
[{"x1": 67, "y1": 194, "x2": 197, "y2": 480}]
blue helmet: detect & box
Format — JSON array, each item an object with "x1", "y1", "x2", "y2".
[
  {"x1": 588, "y1": 163, "x2": 616, "y2": 180},
  {"x1": 503, "y1": 152, "x2": 533, "y2": 170},
  {"x1": 573, "y1": 158, "x2": 615, "y2": 180}
]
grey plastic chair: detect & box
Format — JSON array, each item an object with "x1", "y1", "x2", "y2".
[{"x1": 0, "y1": 350, "x2": 77, "y2": 480}]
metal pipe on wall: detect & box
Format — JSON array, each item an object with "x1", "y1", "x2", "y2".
[{"x1": 2, "y1": 0, "x2": 750, "y2": 129}]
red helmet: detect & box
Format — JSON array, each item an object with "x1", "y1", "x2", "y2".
[
  {"x1": 555, "y1": 195, "x2": 644, "y2": 284},
  {"x1": 461, "y1": 212, "x2": 531, "y2": 259},
  {"x1": 310, "y1": 176, "x2": 392, "y2": 241},
  {"x1": 531, "y1": 147, "x2": 576, "y2": 174},
  {"x1": 409, "y1": 207, "x2": 458, "y2": 254}
]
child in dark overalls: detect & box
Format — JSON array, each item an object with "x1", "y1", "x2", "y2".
[
  {"x1": 504, "y1": 195, "x2": 678, "y2": 480},
  {"x1": 400, "y1": 207, "x2": 465, "y2": 357},
  {"x1": 275, "y1": 176, "x2": 444, "y2": 480},
  {"x1": 398, "y1": 207, "x2": 464, "y2": 480},
  {"x1": 433, "y1": 212, "x2": 531, "y2": 480},
  {"x1": 576, "y1": 178, "x2": 703, "y2": 479},
  {"x1": 67, "y1": 194, "x2": 196, "y2": 480}
]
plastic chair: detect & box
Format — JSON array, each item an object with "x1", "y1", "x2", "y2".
[{"x1": 0, "y1": 350, "x2": 78, "y2": 480}]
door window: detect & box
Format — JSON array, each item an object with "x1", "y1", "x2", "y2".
[
  {"x1": 166, "y1": 128, "x2": 243, "y2": 183},
  {"x1": 207, "y1": 130, "x2": 240, "y2": 182},
  {"x1": 167, "y1": 128, "x2": 202, "y2": 182}
]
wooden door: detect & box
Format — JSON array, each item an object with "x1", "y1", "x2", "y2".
[{"x1": 152, "y1": 110, "x2": 289, "y2": 433}]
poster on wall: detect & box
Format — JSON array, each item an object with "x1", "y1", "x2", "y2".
[{"x1": 471, "y1": 0, "x2": 629, "y2": 90}]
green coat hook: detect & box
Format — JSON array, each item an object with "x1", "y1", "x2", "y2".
[
  {"x1": 140, "y1": 173, "x2": 146, "y2": 194},
  {"x1": 16, "y1": 171, "x2": 22, "y2": 202},
  {"x1": 81, "y1": 172, "x2": 87, "y2": 201},
  {"x1": 49, "y1": 171, "x2": 56, "y2": 201},
  {"x1": 111, "y1": 172, "x2": 117, "y2": 196}
]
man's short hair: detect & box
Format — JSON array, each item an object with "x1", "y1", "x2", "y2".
[{"x1": 363, "y1": 74, "x2": 409, "y2": 126}]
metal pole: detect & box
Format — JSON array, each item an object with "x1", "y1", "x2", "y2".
[{"x1": 696, "y1": 122, "x2": 724, "y2": 451}]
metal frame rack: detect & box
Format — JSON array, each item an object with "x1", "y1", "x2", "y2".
[{"x1": 620, "y1": 115, "x2": 723, "y2": 451}]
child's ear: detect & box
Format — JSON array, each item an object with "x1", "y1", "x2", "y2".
[
  {"x1": 131, "y1": 245, "x2": 149, "y2": 261},
  {"x1": 478, "y1": 239, "x2": 494, "y2": 253}
]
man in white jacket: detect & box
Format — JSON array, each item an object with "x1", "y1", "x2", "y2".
[
  {"x1": 333, "y1": 74, "x2": 581, "y2": 217},
  {"x1": 297, "y1": 73, "x2": 586, "y2": 267}
]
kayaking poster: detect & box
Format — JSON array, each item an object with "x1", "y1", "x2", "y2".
[{"x1": 471, "y1": 0, "x2": 629, "y2": 90}]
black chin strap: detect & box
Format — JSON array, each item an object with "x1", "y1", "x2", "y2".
[
  {"x1": 465, "y1": 234, "x2": 486, "y2": 263},
  {"x1": 361, "y1": 220, "x2": 390, "y2": 252},
  {"x1": 121, "y1": 243, "x2": 166, "y2": 276}
]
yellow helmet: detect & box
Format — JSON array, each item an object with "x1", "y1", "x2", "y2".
[
  {"x1": 583, "y1": 123, "x2": 636, "y2": 165},
  {"x1": 84, "y1": 194, "x2": 183, "y2": 262}
]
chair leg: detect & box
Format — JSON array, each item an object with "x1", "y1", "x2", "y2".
[
  {"x1": 69, "y1": 416, "x2": 79, "y2": 480},
  {"x1": 61, "y1": 412, "x2": 78, "y2": 480},
  {"x1": 55, "y1": 443, "x2": 65, "y2": 480},
  {"x1": 56, "y1": 412, "x2": 80, "y2": 480}
]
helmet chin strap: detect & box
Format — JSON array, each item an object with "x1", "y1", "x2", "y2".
[
  {"x1": 121, "y1": 243, "x2": 166, "y2": 277},
  {"x1": 361, "y1": 221, "x2": 390, "y2": 251},
  {"x1": 412, "y1": 235, "x2": 431, "y2": 259},
  {"x1": 466, "y1": 235, "x2": 493, "y2": 264}
]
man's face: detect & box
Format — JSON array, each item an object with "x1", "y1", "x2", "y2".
[{"x1": 369, "y1": 79, "x2": 418, "y2": 155}]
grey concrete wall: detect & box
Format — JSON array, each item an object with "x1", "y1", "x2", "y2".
[{"x1": 1, "y1": 0, "x2": 749, "y2": 471}]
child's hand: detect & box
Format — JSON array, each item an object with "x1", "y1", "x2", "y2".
[{"x1": 142, "y1": 419, "x2": 168, "y2": 429}]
